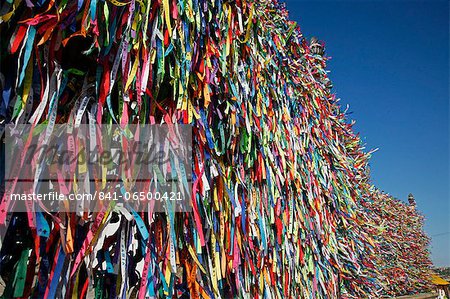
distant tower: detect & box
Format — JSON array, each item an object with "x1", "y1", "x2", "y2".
[{"x1": 408, "y1": 193, "x2": 416, "y2": 207}]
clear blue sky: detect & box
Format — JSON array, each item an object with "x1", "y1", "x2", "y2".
[{"x1": 284, "y1": 0, "x2": 449, "y2": 267}]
